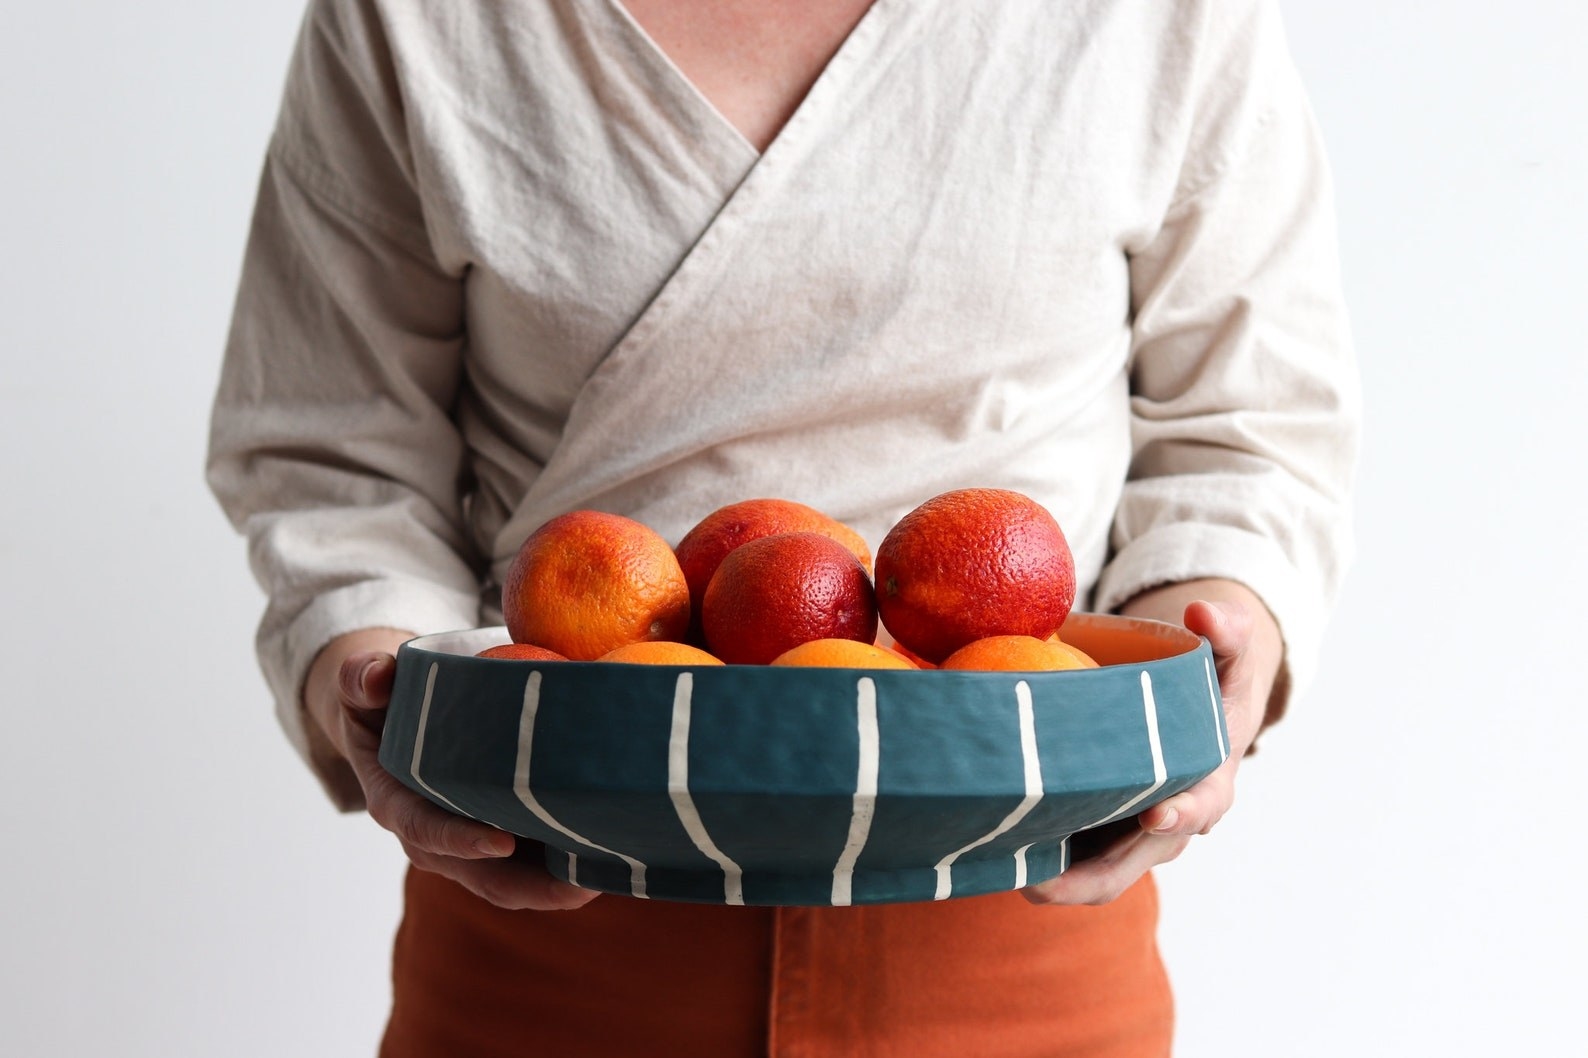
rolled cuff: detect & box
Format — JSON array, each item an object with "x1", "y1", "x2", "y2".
[{"x1": 263, "y1": 578, "x2": 483, "y2": 811}]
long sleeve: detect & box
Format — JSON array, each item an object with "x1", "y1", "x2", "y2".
[
  {"x1": 207, "y1": 0, "x2": 483, "y2": 808},
  {"x1": 1092, "y1": 0, "x2": 1360, "y2": 721}
]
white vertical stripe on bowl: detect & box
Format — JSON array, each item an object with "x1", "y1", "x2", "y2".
[
  {"x1": 931, "y1": 680, "x2": 1045, "y2": 900},
  {"x1": 513, "y1": 670, "x2": 650, "y2": 898},
  {"x1": 410, "y1": 662, "x2": 469, "y2": 817},
  {"x1": 667, "y1": 673, "x2": 745, "y2": 905},
  {"x1": 831, "y1": 677, "x2": 881, "y2": 906},
  {"x1": 1087, "y1": 671, "x2": 1168, "y2": 828},
  {"x1": 1205, "y1": 656, "x2": 1229, "y2": 761},
  {"x1": 1013, "y1": 842, "x2": 1035, "y2": 889}
]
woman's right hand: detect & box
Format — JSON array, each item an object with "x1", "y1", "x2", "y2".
[{"x1": 304, "y1": 630, "x2": 599, "y2": 911}]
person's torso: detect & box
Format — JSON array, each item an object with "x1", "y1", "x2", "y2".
[{"x1": 367, "y1": 0, "x2": 1224, "y2": 607}]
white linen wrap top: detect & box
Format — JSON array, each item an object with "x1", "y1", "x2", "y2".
[{"x1": 208, "y1": 0, "x2": 1360, "y2": 807}]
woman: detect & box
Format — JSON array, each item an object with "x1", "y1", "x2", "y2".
[{"x1": 209, "y1": 0, "x2": 1357, "y2": 1053}]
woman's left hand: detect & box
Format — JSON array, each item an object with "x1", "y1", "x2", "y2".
[{"x1": 1022, "y1": 579, "x2": 1283, "y2": 906}]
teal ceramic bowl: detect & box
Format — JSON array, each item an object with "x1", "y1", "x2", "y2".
[{"x1": 377, "y1": 613, "x2": 1227, "y2": 906}]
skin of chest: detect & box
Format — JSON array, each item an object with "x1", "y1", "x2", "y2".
[{"x1": 617, "y1": 0, "x2": 877, "y2": 150}]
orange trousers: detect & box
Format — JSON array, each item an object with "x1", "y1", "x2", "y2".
[{"x1": 380, "y1": 867, "x2": 1172, "y2": 1057}]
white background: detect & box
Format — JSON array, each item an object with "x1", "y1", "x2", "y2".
[{"x1": 1, "y1": 2, "x2": 1582, "y2": 1055}]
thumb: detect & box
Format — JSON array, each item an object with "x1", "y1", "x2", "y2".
[
  {"x1": 339, "y1": 652, "x2": 398, "y2": 729},
  {"x1": 1182, "y1": 599, "x2": 1252, "y2": 661},
  {"x1": 1180, "y1": 598, "x2": 1270, "y2": 754}
]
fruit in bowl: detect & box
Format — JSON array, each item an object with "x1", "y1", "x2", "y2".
[
  {"x1": 493, "y1": 488, "x2": 1088, "y2": 673},
  {"x1": 875, "y1": 488, "x2": 1077, "y2": 664},
  {"x1": 701, "y1": 531, "x2": 878, "y2": 665},
  {"x1": 674, "y1": 497, "x2": 873, "y2": 643},
  {"x1": 501, "y1": 510, "x2": 690, "y2": 660}
]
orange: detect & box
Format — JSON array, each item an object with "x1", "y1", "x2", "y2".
[
  {"x1": 701, "y1": 531, "x2": 878, "y2": 666},
  {"x1": 885, "y1": 639, "x2": 937, "y2": 669},
  {"x1": 674, "y1": 498, "x2": 872, "y2": 642},
  {"x1": 771, "y1": 638, "x2": 918, "y2": 669},
  {"x1": 475, "y1": 643, "x2": 569, "y2": 662},
  {"x1": 940, "y1": 635, "x2": 1094, "y2": 672},
  {"x1": 502, "y1": 510, "x2": 691, "y2": 661},
  {"x1": 597, "y1": 641, "x2": 724, "y2": 665},
  {"x1": 1043, "y1": 633, "x2": 1099, "y2": 668},
  {"x1": 875, "y1": 488, "x2": 1076, "y2": 663}
]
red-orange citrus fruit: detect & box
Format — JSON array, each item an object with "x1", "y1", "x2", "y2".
[
  {"x1": 502, "y1": 510, "x2": 691, "y2": 661},
  {"x1": 771, "y1": 639, "x2": 917, "y2": 669},
  {"x1": 675, "y1": 498, "x2": 872, "y2": 641},
  {"x1": 475, "y1": 643, "x2": 569, "y2": 662},
  {"x1": 885, "y1": 639, "x2": 937, "y2": 669},
  {"x1": 940, "y1": 635, "x2": 1093, "y2": 672},
  {"x1": 875, "y1": 488, "x2": 1076, "y2": 662},
  {"x1": 701, "y1": 531, "x2": 877, "y2": 665},
  {"x1": 1043, "y1": 633, "x2": 1099, "y2": 668},
  {"x1": 597, "y1": 641, "x2": 724, "y2": 665}
]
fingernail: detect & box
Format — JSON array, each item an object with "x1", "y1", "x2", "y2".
[
  {"x1": 1152, "y1": 808, "x2": 1179, "y2": 833},
  {"x1": 339, "y1": 659, "x2": 368, "y2": 699},
  {"x1": 474, "y1": 835, "x2": 513, "y2": 857},
  {"x1": 360, "y1": 655, "x2": 388, "y2": 693}
]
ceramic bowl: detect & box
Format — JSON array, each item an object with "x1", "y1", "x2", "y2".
[{"x1": 377, "y1": 613, "x2": 1228, "y2": 906}]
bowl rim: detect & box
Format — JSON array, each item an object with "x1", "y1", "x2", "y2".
[{"x1": 396, "y1": 611, "x2": 1205, "y2": 671}]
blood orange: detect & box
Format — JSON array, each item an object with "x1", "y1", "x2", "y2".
[
  {"x1": 875, "y1": 489, "x2": 1075, "y2": 663},
  {"x1": 701, "y1": 531, "x2": 877, "y2": 666}
]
